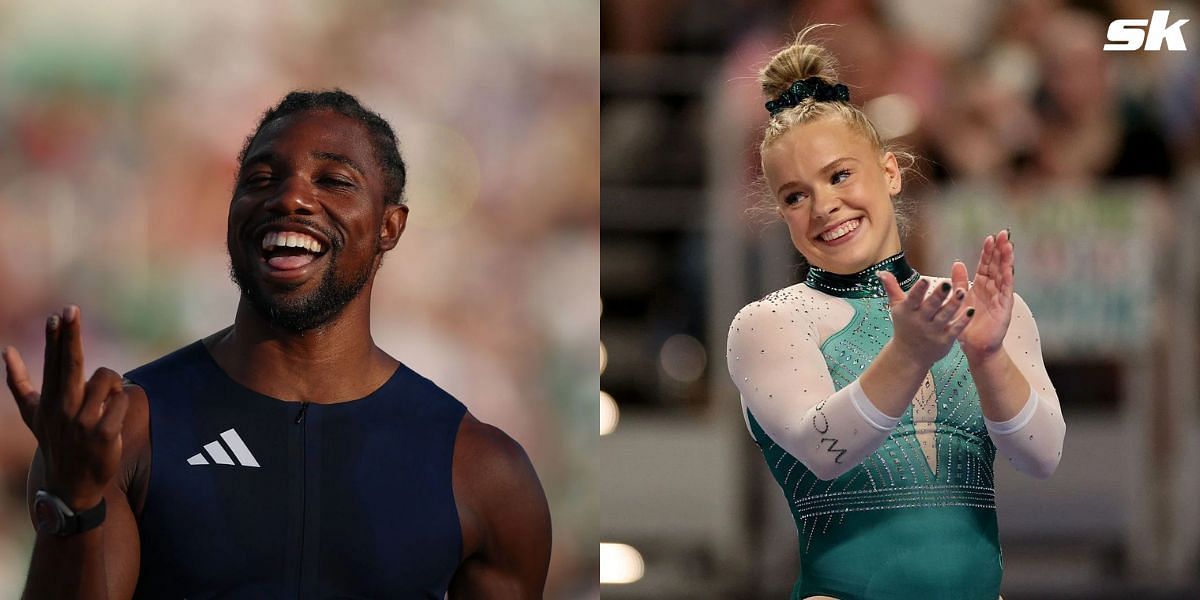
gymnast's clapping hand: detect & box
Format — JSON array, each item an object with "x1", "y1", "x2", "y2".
[
  {"x1": 875, "y1": 229, "x2": 1014, "y2": 368},
  {"x1": 954, "y1": 229, "x2": 1015, "y2": 362}
]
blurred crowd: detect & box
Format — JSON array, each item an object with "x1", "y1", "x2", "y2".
[
  {"x1": 602, "y1": 0, "x2": 1199, "y2": 407},
  {"x1": 606, "y1": 0, "x2": 1199, "y2": 190},
  {"x1": 0, "y1": 1, "x2": 598, "y2": 598}
]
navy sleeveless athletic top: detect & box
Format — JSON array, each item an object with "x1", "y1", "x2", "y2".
[{"x1": 124, "y1": 341, "x2": 467, "y2": 599}]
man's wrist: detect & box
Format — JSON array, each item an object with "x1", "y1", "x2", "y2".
[
  {"x1": 34, "y1": 490, "x2": 107, "y2": 536},
  {"x1": 65, "y1": 494, "x2": 105, "y2": 513}
]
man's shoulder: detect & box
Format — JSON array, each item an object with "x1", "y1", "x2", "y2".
[
  {"x1": 453, "y1": 413, "x2": 541, "y2": 496},
  {"x1": 455, "y1": 414, "x2": 528, "y2": 463},
  {"x1": 451, "y1": 412, "x2": 548, "y2": 544}
]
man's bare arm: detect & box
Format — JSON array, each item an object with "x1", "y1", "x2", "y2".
[
  {"x1": 25, "y1": 451, "x2": 142, "y2": 600},
  {"x1": 449, "y1": 415, "x2": 552, "y2": 599},
  {"x1": 5, "y1": 306, "x2": 145, "y2": 599}
]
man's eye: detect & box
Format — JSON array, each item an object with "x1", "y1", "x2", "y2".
[
  {"x1": 320, "y1": 176, "x2": 354, "y2": 187},
  {"x1": 243, "y1": 174, "x2": 275, "y2": 186}
]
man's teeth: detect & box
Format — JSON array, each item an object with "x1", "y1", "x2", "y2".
[
  {"x1": 820, "y1": 219, "x2": 860, "y2": 242},
  {"x1": 261, "y1": 231, "x2": 324, "y2": 253}
]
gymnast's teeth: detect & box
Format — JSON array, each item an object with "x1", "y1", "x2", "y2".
[{"x1": 820, "y1": 218, "x2": 860, "y2": 242}]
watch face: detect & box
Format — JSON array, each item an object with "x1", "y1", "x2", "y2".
[{"x1": 34, "y1": 496, "x2": 67, "y2": 534}]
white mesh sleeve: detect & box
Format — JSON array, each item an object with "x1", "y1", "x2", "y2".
[
  {"x1": 985, "y1": 293, "x2": 1066, "y2": 479},
  {"x1": 727, "y1": 299, "x2": 900, "y2": 480}
]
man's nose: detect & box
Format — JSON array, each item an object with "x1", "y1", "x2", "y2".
[{"x1": 264, "y1": 176, "x2": 319, "y2": 215}]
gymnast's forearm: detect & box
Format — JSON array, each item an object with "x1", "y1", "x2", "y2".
[
  {"x1": 859, "y1": 339, "x2": 937, "y2": 419},
  {"x1": 970, "y1": 349, "x2": 1064, "y2": 478},
  {"x1": 966, "y1": 349, "x2": 1029, "y2": 422},
  {"x1": 791, "y1": 341, "x2": 934, "y2": 480}
]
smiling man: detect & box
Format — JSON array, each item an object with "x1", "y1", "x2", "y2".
[{"x1": 3, "y1": 90, "x2": 552, "y2": 599}]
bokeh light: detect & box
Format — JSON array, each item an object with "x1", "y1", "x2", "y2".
[{"x1": 600, "y1": 542, "x2": 644, "y2": 585}]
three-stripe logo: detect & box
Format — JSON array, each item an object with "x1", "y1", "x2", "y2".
[{"x1": 187, "y1": 428, "x2": 261, "y2": 467}]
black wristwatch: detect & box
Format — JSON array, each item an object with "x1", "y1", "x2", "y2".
[{"x1": 33, "y1": 491, "x2": 106, "y2": 536}]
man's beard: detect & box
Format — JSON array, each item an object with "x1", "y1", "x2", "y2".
[{"x1": 228, "y1": 243, "x2": 375, "y2": 333}]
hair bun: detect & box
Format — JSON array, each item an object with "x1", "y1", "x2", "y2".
[{"x1": 760, "y1": 25, "x2": 842, "y2": 103}]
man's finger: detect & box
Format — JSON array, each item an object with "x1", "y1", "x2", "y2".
[
  {"x1": 58, "y1": 305, "x2": 85, "y2": 416},
  {"x1": 79, "y1": 368, "x2": 120, "y2": 427},
  {"x1": 97, "y1": 388, "x2": 129, "y2": 441},
  {"x1": 41, "y1": 313, "x2": 62, "y2": 410},
  {"x1": 3, "y1": 346, "x2": 40, "y2": 428}
]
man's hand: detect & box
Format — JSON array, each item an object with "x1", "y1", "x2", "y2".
[{"x1": 4, "y1": 305, "x2": 129, "y2": 512}]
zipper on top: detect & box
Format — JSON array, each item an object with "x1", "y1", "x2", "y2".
[
  {"x1": 295, "y1": 401, "x2": 309, "y2": 424},
  {"x1": 294, "y1": 401, "x2": 309, "y2": 597}
]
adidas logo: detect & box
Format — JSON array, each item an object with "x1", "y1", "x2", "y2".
[{"x1": 187, "y1": 428, "x2": 261, "y2": 467}]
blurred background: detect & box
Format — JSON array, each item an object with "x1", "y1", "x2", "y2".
[
  {"x1": 0, "y1": 0, "x2": 598, "y2": 597},
  {"x1": 601, "y1": 0, "x2": 1199, "y2": 598}
]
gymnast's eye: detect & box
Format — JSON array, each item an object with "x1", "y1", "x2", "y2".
[
  {"x1": 831, "y1": 169, "x2": 851, "y2": 184},
  {"x1": 783, "y1": 192, "x2": 805, "y2": 206}
]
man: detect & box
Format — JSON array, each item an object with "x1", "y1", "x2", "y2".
[{"x1": 3, "y1": 90, "x2": 552, "y2": 599}]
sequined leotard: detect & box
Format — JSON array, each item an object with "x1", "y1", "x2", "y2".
[{"x1": 726, "y1": 253, "x2": 1064, "y2": 600}]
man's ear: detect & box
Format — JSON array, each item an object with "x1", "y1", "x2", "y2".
[{"x1": 379, "y1": 203, "x2": 408, "y2": 252}]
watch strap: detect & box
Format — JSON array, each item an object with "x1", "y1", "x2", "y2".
[
  {"x1": 35, "y1": 491, "x2": 107, "y2": 536},
  {"x1": 65, "y1": 497, "x2": 107, "y2": 536}
]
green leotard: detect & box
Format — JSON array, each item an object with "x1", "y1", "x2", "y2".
[{"x1": 742, "y1": 255, "x2": 1002, "y2": 600}]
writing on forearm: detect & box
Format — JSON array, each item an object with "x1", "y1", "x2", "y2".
[{"x1": 821, "y1": 437, "x2": 847, "y2": 464}]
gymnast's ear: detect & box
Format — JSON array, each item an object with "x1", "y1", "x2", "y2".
[{"x1": 882, "y1": 152, "x2": 901, "y2": 196}]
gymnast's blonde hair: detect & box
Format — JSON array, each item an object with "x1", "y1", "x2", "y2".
[{"x1": 755, "y1": 24, "x2": 917, "y2": 230}]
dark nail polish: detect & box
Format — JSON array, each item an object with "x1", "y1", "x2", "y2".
[
  {"x1": 941, "y1": 282, "x2": 950, "y2": 293},
  {"x1": 48, "y1": 315, "x2": 60, "y2": 330},
  {"x1": 966, "y1": 308, "x2": 975, "y2": 317}
]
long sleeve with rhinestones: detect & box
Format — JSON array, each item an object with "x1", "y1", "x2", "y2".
[
  {"x1": 979, "y1": 294, "x2": 1065, "y2": 479},
  {"x1": 729, "y1": 254, "x2": 1017, "y2": 597},
  {"x1": 727, "y1": 295, "x2": 907, "y2": 480}
]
